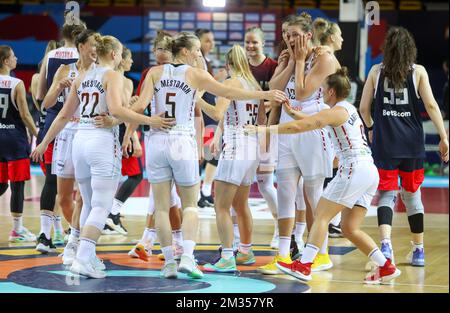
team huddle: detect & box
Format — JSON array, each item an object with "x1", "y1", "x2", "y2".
[{"x1": 0, "y1": 11, "x2": 448, "y2": 285}]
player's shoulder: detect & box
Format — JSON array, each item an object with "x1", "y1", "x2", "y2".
[{"x1": 413, "y1": 64, "x2": 426, "y2": 73}]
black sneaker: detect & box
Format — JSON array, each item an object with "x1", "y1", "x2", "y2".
[
  {"x1": 328, "y1": 223, "x2": 343, "y2": 238},
  {"x1": 105, "y1": 213, "x2": 127, "y2": 235},
  {"x1": 290, "y1": 234, "x2": 300, "y2": 260},
  {"x1": 198, "y1": 191, "x2": 214, "y2": 208},
  {"x1": 35, "y1": 233, "x2": 57, "y2": 254}
]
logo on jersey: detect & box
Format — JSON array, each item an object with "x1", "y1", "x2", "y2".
[
  {"x1": 382, "y1": 109, "x2": 412, "y2": 118},
  {"x1": 0, "y1": 123, "x2": 15, "y2": 129}
]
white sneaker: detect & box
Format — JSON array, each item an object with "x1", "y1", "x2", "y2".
[
  {"x1": 21, "y1": 227, "x2": 37, "y2": 242},
  {"x1": 70, "y1": 258, "x2": 106, "y2": 279},
  {"x1": 93, "y1": 256, "x2": 106, "y2": 271},
  {"x1": 270, "y1": 235, "x2": 279, "y2": 249},
  {"x1": 62, "y1": 242, "x2": 78, "y2": 266},
  {"x1": 161, "y1": 262, "x2": 178, "y2": 279},
  {"x1": 178, "y1": 254, "x2": 204, "y2": 279}
]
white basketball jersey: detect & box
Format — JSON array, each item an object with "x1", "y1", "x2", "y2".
[
  {"x1": 328, "y1": 101, "x2": 372, "y2": 163},
  {"x1": 77, "y1": 67, "x2": 114, "y2": 132},
  {"x1": 223, "y1": 77, "x2": 260, "y2": 139},
  {"x1": 153, "y1": 64, "x2": 196, "y2": 136},
  {"x1": 280, "y1": 53, "x2": 325, "y2": 123}
]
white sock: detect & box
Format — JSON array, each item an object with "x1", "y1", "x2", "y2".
[
  {"x1": 172, "y1": 229, "x2": 183, "y2": 245},
  {"x1": 13, "y1": 216, "x2": 23, "y2": 232},
  {"x1": 201, "y1": 183, "x2": 212, "y2": 197},
  {"x1": 68, "y1": 227, "x2": 80, "y2": 244},
  {"x1": 40, "y1": 213, "x2": 54, "y2": 240},
  {"x1": 233, "y1": 224, "x2": 240, "y2": 243},
  {"x1": 369, "y1": 248, "x2": 388, "y2": 266},
  {"x1": 111, "y1": 199, "x2": 123, "y2": 216},
  {"x1": 294, "y1": 222, "x2": 306, "y2": 240},
  {"x1": 238, "y1": 243, "x2": 252, "y2": 254},
  {"x1": 319, "y1": 234, "x2": 329, "y2": 254},
  {"x1": 221, "y1": 248, "x2": 234, "y2": 260},
  {"x1": 53, "y1": 216, "x2": 64, "y2": 233},
  {"x1": 381, "y1": 238, "x2": 392, "y2": 246},
  {"x1": 278, "y1": 236, "x2": 291, "y2": 258},
  {"x1": 300, "y1": 244, "x2": 319, "y2": 264},
  {"x1": 77, "y1": 237, "x2": 96, "y2": 263},
  {"x1": 141, "y1": 228, "x2": 157, "y2": 246},
  {"x1": 182, "y1": 240, "x2": 196, "y2": 257},
  {"x1": 161, "y1": 246, "x2": 175, "y2": 264}
]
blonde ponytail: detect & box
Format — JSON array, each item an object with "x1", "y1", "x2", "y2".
[{"x1": 226, "y1": 44, "x2": 261, "y2": 91}]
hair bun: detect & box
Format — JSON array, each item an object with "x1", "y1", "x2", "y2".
[
  {"x1": 337, "y1": 66, "x2": 348, "y2": 77},
  {"x1": 313, "y1": 17, "x2": 328, "y2": 29},
  {"x1": 299, "y1": 12, "x2": 312, "y2": 23}
]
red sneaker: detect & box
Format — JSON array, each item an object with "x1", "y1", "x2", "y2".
[
  {"x1": 364, "y1": 258, "x2": 401, "y2": 284},
  {"x1": 276, "y1": 260, "x2": 313, "y2": 282}
]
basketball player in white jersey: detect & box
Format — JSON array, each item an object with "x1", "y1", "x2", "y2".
[
  {"x1": 190, "y1": 45, "x2": 264, "y2": 272},
  {"x1": 0, "y1": 46, "x2": 38, "y2": 243},
  {"x1": 42, "y1": 29, "x2": 99, "y2": 265},
  {"x1": 258, "y1": 13, "x2": 338, "y2": 275},
  {"x1": 31, "y1": 35, "x2": 175, "y2": 279},
  {"x1": 247, "y1": 68, "x2": 402, "y2": 284},
  {"x1": 128, "y1": 32, "x2": 287, "y2": 279},
  {"x1": 127, "y1": 31, "x2": 183, "y2": 261}
]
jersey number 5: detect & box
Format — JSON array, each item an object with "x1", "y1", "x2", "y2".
[
  {"x1": 165, "y1": 92, "x2": 176, "y2": 118},
  {"x1": 0, "y1": 94, "x2": 8, "y2": 119}
]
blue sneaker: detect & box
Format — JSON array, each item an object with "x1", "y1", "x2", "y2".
[
  {"x1": 406, "y1": 242, "x2": 425, "y2": 267},
  {"x1": 381, "y1": 242, "x2": 394, "y2": 263}
]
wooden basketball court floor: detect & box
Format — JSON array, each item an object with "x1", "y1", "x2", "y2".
[{"x1": 0, "y1": 174, "x2": 448, "y2": 293}]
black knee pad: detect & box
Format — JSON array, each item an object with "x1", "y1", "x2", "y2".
[
  {"x1": 408, "y1": 213, "x2": 424, "y2": 234},
  {"x1": 115, "y1": 173, "x2": 143, "y2": 202},
  {"x1": 0, "y1": 183, "x2": 8, "y2": 196},
  {"x1": 10, "y1": 182, "x2": 25, "y2": 214},
  {"x1": 377, "y1": 206, "x2": 393, "y2": 226},
  {"x1": 40, "y1": 164, "x2": 57, "y2": 211}
]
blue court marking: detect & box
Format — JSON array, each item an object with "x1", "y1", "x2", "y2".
[
  {"x1": 30, "y1": 165, "x2": 449, "y2": 188},
  {"x1": 1, "y1": 259, "x2": 310, "y2": 293}
]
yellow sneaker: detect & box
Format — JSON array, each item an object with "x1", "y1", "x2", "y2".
[
  {"x1": 311, "y1": 253, "x2": 333, "y2": 272},
  {"x1": 258, "y1": 255, "x2": 292, "y2": 275}
]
